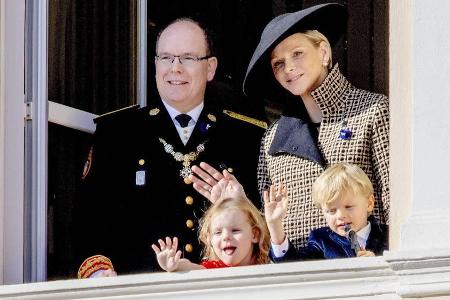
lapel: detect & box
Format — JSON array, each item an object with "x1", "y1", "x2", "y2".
[
  {"x1": 268, "y1": 116, "x2": 325, "y2": 166},
  {"x1": 185, "y1": 100, "x2": 220, "y2": 150},
  {"x1": 144, "y1": 100, "x2": 187, "y2": 150}
]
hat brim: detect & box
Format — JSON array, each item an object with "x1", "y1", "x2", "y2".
[{"x1": 243, "y1": 3, "x2": 347, "y2": 98}]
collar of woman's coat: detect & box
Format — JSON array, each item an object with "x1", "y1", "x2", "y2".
[{"x1": 268, "y1": 116, "x2": 325, "y2": 166}]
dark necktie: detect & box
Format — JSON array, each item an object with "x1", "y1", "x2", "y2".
[{"x1": 175, "y1": 114, "x2": 192, "y2": 128}]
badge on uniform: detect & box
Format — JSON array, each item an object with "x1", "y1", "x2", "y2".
[
  {"x1": 136, "y1": 170, "x2": 146, "y2": 186},
  {"x1": 207, "y1": 114, "x2": 216, "y2": 122},
  {"x1": 148, "y1": 108, "x2": 160, "y2": 116},
  {"x1": 199, "y1": 122, "x2": 211, "y2": 134}
]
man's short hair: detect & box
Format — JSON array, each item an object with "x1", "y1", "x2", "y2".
[{"x1": 155, "y1": 17, "x2": 215, "y2": 56}]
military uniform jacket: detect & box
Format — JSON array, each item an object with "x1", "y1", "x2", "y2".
[
  {"x1": 270, "y1": 216, "x2": 387, "y2": 262},
  {"x1": 74, "y1": 98, "x2": 265, "y2": 275},
  {"x1": 258, "y1": 64, "x2": 390, "y2": 249}
]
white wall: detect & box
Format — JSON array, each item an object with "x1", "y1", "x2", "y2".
[
  {"x1": 397, "y1": 0, "x2": 450, "y2": 250},
  {"x1": 389, "y1": 0, "x2": 413, "y2": 250}
]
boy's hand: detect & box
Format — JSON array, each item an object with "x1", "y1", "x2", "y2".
[
  {"x1": 151, "y1": 237, "x2": 182, "y2": 272},
  {"x1": 264, "y1": 185, "x2": 288, "y2": 224},
  {"x1": 356, "y1": 250, "x2": 375, "y2": 257},
  {"x1": 264, "y1": 184, "x2": 288, "y2": 245}
]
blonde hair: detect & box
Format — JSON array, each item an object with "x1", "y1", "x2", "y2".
[
  {"x1": 312, "y1": 163, "x2": 374, "y2": 209},
  {"x1": 302, "y1": 30, "x2": 333, "y2": 69},
  {"x1": 198, "y1": 197, "x2": 270, "y2": 265}
]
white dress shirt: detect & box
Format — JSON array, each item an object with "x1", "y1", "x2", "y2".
[{"x1": 162, "y1": 101, "x2": 204, "y2": 145}]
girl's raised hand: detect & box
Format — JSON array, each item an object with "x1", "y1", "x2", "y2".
[
  {"x1": 263, "y1": 184, "x2": 288, "y2": 224},
  {"x1": 151, "y1": 237, "x2": 182, "y2": 272}
]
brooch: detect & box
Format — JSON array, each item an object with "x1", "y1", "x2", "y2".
[{"x1": 340, "y1": 121, "x2": 352, "y2": 140}]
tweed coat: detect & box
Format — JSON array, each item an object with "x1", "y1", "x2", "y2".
[
  {"x1": 269, "y1": 215, "x2": 387, "y2": 262},
  {"x1": 73, "y1": 97, "x2": 266, "y2": 275},
  {"x1": 258, "y1": 64, "x2": 390, "y2": 249}
]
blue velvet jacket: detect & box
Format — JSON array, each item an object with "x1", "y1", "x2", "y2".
[{"x1": 270, "y1": 216, "x2": 387, "y2": 262}]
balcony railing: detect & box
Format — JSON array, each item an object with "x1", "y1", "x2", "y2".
[{"x1": 1, "y1": 249, "x2": 450, "y2": 299}]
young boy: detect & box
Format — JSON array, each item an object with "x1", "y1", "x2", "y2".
[{"x1": 264, "y1": 163, "x2": 387, "y2": 261}]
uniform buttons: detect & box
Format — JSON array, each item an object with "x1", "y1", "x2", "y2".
[
  {"x1": 186, "y1": 219, "x2": 194, "y2": 229},
  {"x1": 185, "y1": 244, "x2": 193, "y2": 253},
  {"x1": 138, "y1": 159, "x2": 145, "y2": 166},
  {"x1": 184, "y1": 177, "x2": 192, "y2": 185},
  {"x1": 185, "y1": 196, "x2": 194, "y2": 205},
  {"x1": 292, "y1": 146, "x2": 298, "y2": 151},
  {"x1": 227, "y1": 167, "x2": 234, "y2": 173}
]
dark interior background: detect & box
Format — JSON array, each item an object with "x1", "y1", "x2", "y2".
[{"x1": 47, "y1": 0, "x2": 388, "y2": 279}]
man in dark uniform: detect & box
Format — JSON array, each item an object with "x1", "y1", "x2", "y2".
[{"x1": 74, "y1": 18, "x2": 266, "y2": 277}]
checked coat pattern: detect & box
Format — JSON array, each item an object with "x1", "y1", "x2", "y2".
[{"x1": 258, "y1": 64, "x2": 390, "y2": 249}]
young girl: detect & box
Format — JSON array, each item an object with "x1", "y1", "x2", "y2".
[{"x1": 152, "y1": 196, "x2": 270, "y2": 271}]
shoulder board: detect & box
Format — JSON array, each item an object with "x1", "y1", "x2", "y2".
[
  {"x1": 222, "y1": 110, "x2": 268, "y2": 129},
  {"x1": 94, "y1": 104, "x2": 140, "y2": 124}
]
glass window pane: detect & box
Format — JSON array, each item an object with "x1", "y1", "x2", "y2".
[
  {"x1": 48, "y1": 0, "x2": 136, "y2": 115},
  {"x1": 47, "y1": 123, "x2": 92, "y2": 279}
]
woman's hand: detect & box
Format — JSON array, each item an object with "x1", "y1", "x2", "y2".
[
  {"x1": 151, "y1": 237, "x2": 182, "y2": 272},
  {"x1": 189, "y1": 162, "x2": 246, "y2": 203}
]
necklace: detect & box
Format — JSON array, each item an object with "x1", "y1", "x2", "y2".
[{"x1": 158, "y1": 138, "x2": 206, "y2": 178}]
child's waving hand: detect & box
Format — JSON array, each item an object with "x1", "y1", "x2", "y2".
[
  {"x1": 151, "y1": 237, "x2": 182, "y2": 272},
  {"x1": 264, "y1": 185, "x2": 288, "y2": 223},
  {"x1": 264, "y1": 185, "x2": 288, "y2": 244}
]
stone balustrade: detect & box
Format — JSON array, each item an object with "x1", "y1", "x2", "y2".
[{"x1": 1, "y1": 249, "x2": 450, "y2": 299}]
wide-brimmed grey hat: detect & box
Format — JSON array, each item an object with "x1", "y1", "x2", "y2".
[{"x1": 243, "y1": 3, "x2": 347, "y2": 97}]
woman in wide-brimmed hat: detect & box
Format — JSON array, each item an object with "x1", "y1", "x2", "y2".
[
  {"x1": 190, "y1": 3, "x2": 389, "y2": 256},
  {"x1": 245, "y1": 3, "x2": 389, "y2": 253}
]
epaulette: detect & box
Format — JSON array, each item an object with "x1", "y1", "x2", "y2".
[
  {"x1": 223, "y1": 110, "x2": 268, "y2": 129},
  {"x1": 93, "y1": 104, "x2": 140, "y2": 124}
]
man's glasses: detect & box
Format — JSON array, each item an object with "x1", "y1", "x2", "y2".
[{"x1": 155, "y1": 54, "x2": 212, "y2": 67}]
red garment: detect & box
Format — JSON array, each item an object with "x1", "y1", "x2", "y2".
[{"x1": 200, "y1": 260, "x2": 229, "y2": 269}]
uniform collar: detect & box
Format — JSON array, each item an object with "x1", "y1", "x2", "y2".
[{"x1": 162, "y1": 100, "x2": 204, "y2": 126}]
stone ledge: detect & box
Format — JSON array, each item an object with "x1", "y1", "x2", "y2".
[{"x1": 0, "y1": 250, "x2": 449, "y2": 299}]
